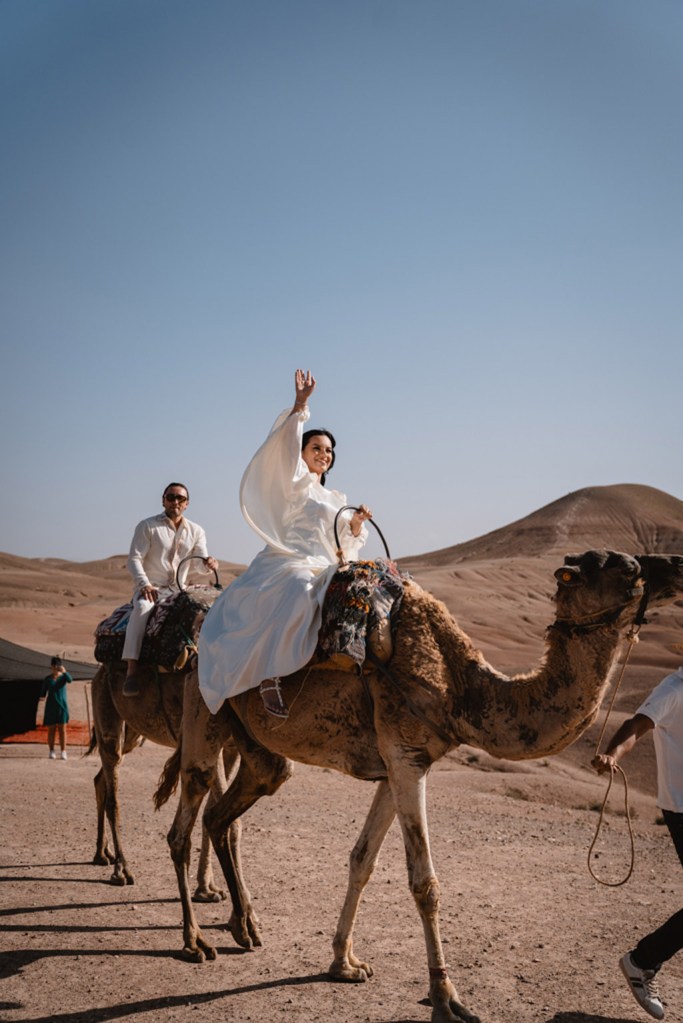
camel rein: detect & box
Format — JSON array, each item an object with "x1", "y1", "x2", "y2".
[{"x1": 586, "y1": 582, "x2": 650, "y2": 887}]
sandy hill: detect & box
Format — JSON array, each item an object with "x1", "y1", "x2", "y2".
[
  {"x1": 0, "y1": 553, "x2": 244, "y2": 663},
  {"x1": 398, "y1": 483, "x2": 683, "y2": 672},
  {"x1": 403, "y1": 483, "x2": 683, "y2": 566}
]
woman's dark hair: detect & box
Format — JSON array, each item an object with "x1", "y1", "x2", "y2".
[
  {"x1": 51, "y1": 656, "x2": 63, "y2": 667},
  {"x1": 302, "y1": 429, "x2": 336, "y2": 486}
]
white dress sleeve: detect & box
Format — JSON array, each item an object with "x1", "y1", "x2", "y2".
[
  {"x1": 335, "y1": 510, "x2": 369, "y2": 561},
  {"x1": 239, "y1": 407, "x2": 311, "y2": 555}
]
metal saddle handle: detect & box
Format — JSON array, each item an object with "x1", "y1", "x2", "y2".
[
  {"x1": 175, "y1": 555, "x2": 223, "y2": 593},
  {"x1": 333, "y1": 506, "x2": 392, "y2": 566}
]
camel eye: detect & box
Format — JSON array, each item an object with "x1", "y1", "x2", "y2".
[{"x1": 561, "y1": 571, "x2": 574, "y2": 583}]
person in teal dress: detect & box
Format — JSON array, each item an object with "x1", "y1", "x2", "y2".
[{"x1": 42, "y1": 656, "x2": 72, "y2": 760}]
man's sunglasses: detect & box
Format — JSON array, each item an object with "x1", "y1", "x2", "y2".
[{"x1": 164, "y1": 494, "x2": 188, "y2": 502}]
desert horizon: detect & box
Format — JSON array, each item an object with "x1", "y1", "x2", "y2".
[{"x1": 3, "y1": 481, "x2": 683, "y2": 803}]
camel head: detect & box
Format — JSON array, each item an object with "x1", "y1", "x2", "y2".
[
  {"x1": 553, "y1": 549, "x2": 683, "y2": 633},
  {"x1": 635, "y1": 552, "x2": 683, "y2": 602}
]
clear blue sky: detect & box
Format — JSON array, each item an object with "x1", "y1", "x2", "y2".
[{"x1": 2, "y1": 0, "x2": 681, "y2": 565}]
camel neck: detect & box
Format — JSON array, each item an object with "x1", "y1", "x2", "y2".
[{"x1": 445, "y1": 615, "x2": 626, "y2": 762}]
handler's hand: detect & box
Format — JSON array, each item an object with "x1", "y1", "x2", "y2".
[
  {"x1": 591, "y1": 753, "x2": 617, "y2": 775},
  {"x1": 140, "y1": 585, "x2": 159, "y2": 602},
  {"x1": 204, "y1": 556, "x2": 219, "y2": 573}
]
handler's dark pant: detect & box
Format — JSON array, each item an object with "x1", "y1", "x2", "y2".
[{"x1": 633, "y1": 810, "x2": 683, "y2": 970}]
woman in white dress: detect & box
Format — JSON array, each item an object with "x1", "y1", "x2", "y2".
[{"x1": 198, "y1": 369, "x2": 372, "y2": 719}]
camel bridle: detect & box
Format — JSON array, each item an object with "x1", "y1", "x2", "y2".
[{"x1": 550, "y1": 576, "x2": 651, "y2": 636}]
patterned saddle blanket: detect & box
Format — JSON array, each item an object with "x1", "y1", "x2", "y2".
[
  {"x1": 315, "y1": 558, "x2": 405, "y2": 670},
  {"x1": 94, "y1": 584, "x2": 222, "y2": 672}
]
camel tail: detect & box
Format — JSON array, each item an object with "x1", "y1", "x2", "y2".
[
  {"x1": 84, "y1": 727, "x2": 98, "y2": 757},
  {"x1": 154, "y1": 743, "x2": 182, "y2": 810}
]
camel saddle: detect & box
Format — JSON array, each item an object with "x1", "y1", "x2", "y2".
[
  {"x1": 314, "y1": 558, "x2": 405, "y2": 671},
  {"x1": 93, "y1": 585, "x2": 221, "y2": 672}
]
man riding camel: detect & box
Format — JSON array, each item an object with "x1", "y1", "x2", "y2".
[{"x1": 122, "y1": 482, "x2": 218, "y2": 696}]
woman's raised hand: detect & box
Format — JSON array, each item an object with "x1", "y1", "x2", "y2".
[{"x1": 294, "y1": 368, "x2": 316, "y2": 409}]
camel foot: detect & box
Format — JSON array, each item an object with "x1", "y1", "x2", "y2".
[
  {"x1": 93, "y1": 850, "x2": 116, "y2": 866},
  {"x1": 430, "y1": 979, "x2": 480, "y2": 1023},
  {"x1": 109, "y1": 867, "x2": 135, "y2": 886},
  {"x1": 227, "y1": 910, "x2": 262, "y2": 949},
  {"x1": 181, "y1": 934, "x2": 217, "y2": 963},
  {"x1": 431, "y1": 1007, "x2": 480, "y2": 1023},
  {"x1": 328, "y1": 955, "x2": 374, "y2": 983},
  {"x1": 193, "y1": 883, "x2": 228, "y2": 903}
]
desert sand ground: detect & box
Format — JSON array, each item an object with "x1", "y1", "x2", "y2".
[
  {"x1": 2, "y1": 484, "x2": 683, "y2": 1022},
  {"x1": 2, "y1": 686, "x2": 683, "y2": 1023}
]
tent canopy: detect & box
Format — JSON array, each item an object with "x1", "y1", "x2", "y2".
[
  {"x1": 0, "y1": 638, "x2": 95, "y2": 737},
  {"x1": 0, "y1": 637, "x2": 96, "y2": 682}
]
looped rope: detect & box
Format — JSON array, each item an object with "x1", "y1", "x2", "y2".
[
  {"x1": 175, "y1": 554, "x2": 222, "y2": 592},
  {"x1": 587, "y1": 762, "x2": 635, "y2": 886},
  {"x1": 587, "y1": 624, "x2": 641, "y2": 887},
  {"x1": 333, "y1": 506, "x2": 392, "y2": 566}
]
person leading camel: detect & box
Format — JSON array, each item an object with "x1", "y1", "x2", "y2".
[
  {"x1": 593, "y1": 662, "x2": 683, "y2": 1020},
  {"x1": 198, "y1": 368, "x2": 373, "y2": 720},
  {"x1": 122, "y1": 482, "x2": 219, "y2": 696}
]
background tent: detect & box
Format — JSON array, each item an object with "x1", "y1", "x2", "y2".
[{"x1": 0, "y1": 638, "x2": 95, "y2": 736}]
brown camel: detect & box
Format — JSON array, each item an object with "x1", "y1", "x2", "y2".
[
  {"x1": 155, "y1": 549, "x2": 683, "y2": 1023},
  {"x1": 89, "y1": 661, "x2": 238, "y2": 900}
]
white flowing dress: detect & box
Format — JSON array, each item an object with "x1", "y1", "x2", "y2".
[{"x1": 198, "y1": 406, "x2": 367, "y2": 714}]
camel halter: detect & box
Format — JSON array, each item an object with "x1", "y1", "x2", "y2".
[{"x1": 586, "y1": 580, "x2": 650, "y2": 887}]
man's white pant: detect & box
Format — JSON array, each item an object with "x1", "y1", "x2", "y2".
[{"x1": 122, "y1": 587, "x2": 174, "y2": 661}]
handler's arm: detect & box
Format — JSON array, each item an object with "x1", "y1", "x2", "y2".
[{"x1": 592, "y1": 713, "x2": 654, "y2": 774}]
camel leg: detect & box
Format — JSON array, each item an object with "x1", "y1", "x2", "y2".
[
  {"x1": 92, "y1": 766, "x2": 115, "y2": 865},
  {"x1": 166, "y1": 677, "x2": 247, "y2": 962},
  {"x1": 90, "y1": 670, "x2": 137, "y2": 886},
  {"x1": 193, "y1": 744, "x2": 238, "y2": 903},
  {"x1": 93, "y1": 724, "x2": 141, "y2": 867},
  {"x1": 388, "y1": 762, "x2": 480, "y2": 1023},
  {"x1": 329, "y1": 779, "x2": 396, "y2": 982},
  {"x1": 167, "y1": 759, "x2": 221, "y2": 960},
  {"x1": 202, "y1": 740, "x2": 292, "y2": 950}
]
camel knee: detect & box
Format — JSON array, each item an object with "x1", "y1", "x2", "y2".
[
  {"x1": 167, "y1": 767, "x2": 214, "y2": 864},
  {"x1": 167, "y1": 822, "x2": 190, "y2": 865},
  {"x1": 262, "y1": 754, "x2": 293, "y2": 794},
  {"x1": 203, "y1": 755, "x2": 291, "y2": 843},
  {"x1": 246, "y1": 749, "x2": 292, "y2": 795},
  {"x1": 412, "y1": 876, "x2": 440, "y2": 915}
]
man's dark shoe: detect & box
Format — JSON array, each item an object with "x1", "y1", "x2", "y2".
[{"x1": 122, "y1": 673, "x2": 142, "y2": 697}]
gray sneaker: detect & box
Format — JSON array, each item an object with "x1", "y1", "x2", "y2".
[{"x1": 620, "y1": 952, "x2": 664, "y2": 1020}]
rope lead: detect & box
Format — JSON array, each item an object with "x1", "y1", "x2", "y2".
[{"x1": 587, "y1": 627, "x2": 640, "y2": 887}]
